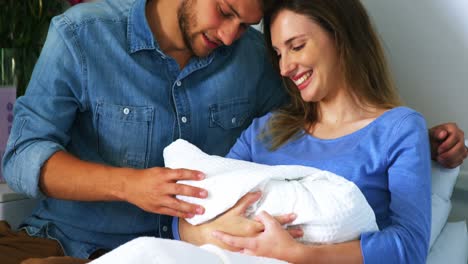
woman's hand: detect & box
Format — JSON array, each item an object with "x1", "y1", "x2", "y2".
[
  {"x1": 212, "y1": 211, "x2": 303, "y2": 260},
  {"x1": 179, "y1": 192, "x2": 264, "y2": 250},
  {"x1": 179, "y1": 192, "x2": 302, "y2": 251}
]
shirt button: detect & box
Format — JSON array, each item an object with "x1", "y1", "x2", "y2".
[
  {"x1": 176, "y1": 80, "x2": 182, "y2": 86},
  {"x1": 181, "y1": 116, "x2": 187, "y2": 123},
  {"x1": 231, "y1": 117, "x2": 237, "y2": 124},
  {"x1": 162, "y1": 226, "x2": 168, "y2": 232},
  {"x1": 123, "y1": 107, "x2": 130, "y2": 115}
]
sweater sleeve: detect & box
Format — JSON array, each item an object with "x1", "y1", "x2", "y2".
[{"x1": 360, "y1": 112, "x2": 431, "y2": 264}]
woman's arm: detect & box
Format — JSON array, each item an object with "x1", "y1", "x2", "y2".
[
  {"x1": 359, "y1": 113, "x2": 431, "y2": 264},
  {"x1": 214, "y1": 112, "x2": 432, "y2": 264}
]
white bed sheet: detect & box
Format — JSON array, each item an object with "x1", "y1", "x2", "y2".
[
  {"x1": 90, "y1": 221, "x2": 468, "y2": 264},
  {"x1": 427, "y1": 221, "x2": 468, "y2": 264},
  {"x1": 89, "y1": 237, "x2": 287, "y2": 264}
]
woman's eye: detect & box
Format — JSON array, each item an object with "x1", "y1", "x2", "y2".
[{"x1": 292, "y1": 44, "x2": 305, "y2": 51}]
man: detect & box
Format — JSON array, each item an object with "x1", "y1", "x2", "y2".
[{"x1": 1, "y1": 0, "x2": 466, "y2": 263}]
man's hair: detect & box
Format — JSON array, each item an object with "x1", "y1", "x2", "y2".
[
  {"x1": 261, "y1": 0, "x2": 401, "y2": 150},
  {"x1": 260, "y1": 0, "x2": 275, "y2": 11}
]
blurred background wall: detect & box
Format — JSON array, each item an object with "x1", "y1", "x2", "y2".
[{"x1": 360, "y1": 0, "x2": 468, "y2": 189}]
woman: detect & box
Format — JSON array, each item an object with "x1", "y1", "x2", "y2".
[{"x1": 212, "y1": 0, "x2": 431, "y2": 263}]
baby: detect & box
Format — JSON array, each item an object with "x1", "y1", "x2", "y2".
[{"x1": 164, "y1": 139, "x2": 379, "y2": 244}]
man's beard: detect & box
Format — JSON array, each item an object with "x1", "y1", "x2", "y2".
[{"x1": 177, "y1": 0, "x2": 197, "y2": 56}]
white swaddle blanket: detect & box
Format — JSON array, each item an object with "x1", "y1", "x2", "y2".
[{"x1": 164, "y1": 139, "x2": 379, "y2": 244}]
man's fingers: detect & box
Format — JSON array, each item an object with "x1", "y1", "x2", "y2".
[
  {"x1": 273, "y1": 213, "x2": 297, "y2": 225},
  {"x1": 437, "y1": 137, "x2": 467, "y2": 168},
  {"x1": 169, "y1": 183, "x2": 208, "y2": 198},
  {"x1": 436, "y1": 129, "x2": 448, "y2": 140},
  {"x1": 163, "y1": 197, "x2": 205, "y2": 215},
  {"x1": 166, "y1": 168, "x2": 205, "y2": 181},
  {"x1": 437, "y1": 149, "x2": 465, "y2": 168},
  {"x1": 158, "y1": 206, "x2": 195, "y2": 219},
  {"x1": 429, "y1": 126, "x2": 448, "y2": 141},
  {"x1": 287, "y1": 227, "x2": 304, "y2": 239},
  {"x1": 437, "y1": 133, "x2": 460, "y2": 154},
  {"x1": 232, "y1": 192, "x2": 262, "y2": 215}
]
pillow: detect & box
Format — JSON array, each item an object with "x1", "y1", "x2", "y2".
[
  {"x1": 427, "y1": 221, "x2": 468, "y2": 264},
  {"x1": 429, "y1": 194, "x2": 451, "y2": 248},
  {"x1": 429, "y1": 161, "x2": 460, "y2": 250},
  {"x1": 431, "y1": 161, "x2": 460, "y2": 201}
]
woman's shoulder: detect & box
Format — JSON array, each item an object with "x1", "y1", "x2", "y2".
[
  {"x1": 377, "y1": 106, "x2": 426, "y2": 128},
  {"x1": 373, "y1": 106, "x2": 428, "y2": 144}
]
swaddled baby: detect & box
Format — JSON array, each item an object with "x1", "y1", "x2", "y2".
[{"x1": 163, "y1": 139, "x2": 378, "y2": 244}]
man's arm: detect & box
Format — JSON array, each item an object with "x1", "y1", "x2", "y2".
[
  {"x1": 429, "y1": 123, "x2": 468, "y2": 168},
  {"x1": 39, "y1": 150, "x2": 207, "y2": 218}
]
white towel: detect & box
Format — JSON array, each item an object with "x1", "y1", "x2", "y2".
[{"x1": 164, "y1": 139, "x2": 379, "y2": 244}]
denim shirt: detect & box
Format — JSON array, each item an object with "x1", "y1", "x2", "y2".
[{"x1": 1, "y1": 0, "x2": 286, "y2": 258}]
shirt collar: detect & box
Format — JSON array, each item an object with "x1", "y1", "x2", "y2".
[
  {"x1": 127, "y1": 0, "x2": 156, "y2": 53},
  {"x1": 127, "y1": 0, "x2": 233, "y2": 59}
]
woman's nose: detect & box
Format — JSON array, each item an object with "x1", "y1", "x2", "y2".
[{"x1": 279, "y1": 55, "x2": 295, "y2": 77}]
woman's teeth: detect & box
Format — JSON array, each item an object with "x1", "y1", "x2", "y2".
[{"x1": 295, "y1": 71, "x2": 312, "y2": 86}]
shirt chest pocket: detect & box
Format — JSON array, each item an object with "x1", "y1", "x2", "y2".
[
  {"x1": 96, "y1": 102, "x2": 154, "y2": 169},
  {"x1": 208, "y1": 99, "x2": 252, "y2": 154},
  {"x1": 209, "y1": 98, "x2": 251, "y2": 129}
]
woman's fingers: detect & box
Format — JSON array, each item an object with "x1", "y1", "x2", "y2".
[{"x1": 212, "y1": 230, "x2": 257, "y2": 249}]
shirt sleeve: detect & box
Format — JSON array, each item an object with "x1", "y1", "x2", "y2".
[
  {"x1": 360, "y1": 112, "x2": 432, "y2": 264},
  {"x1": 1, "y1": 16, "x2": 85, "y2": 198}
]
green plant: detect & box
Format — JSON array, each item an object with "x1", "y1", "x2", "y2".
[{"x1": 0, "y1": 0, "x2": 72, "y2": 96}]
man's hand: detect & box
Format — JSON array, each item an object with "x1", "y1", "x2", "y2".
[
  {"x1": 429, "y1": 123, "x2": 468, "y2": 168},
  {"x1": 123, "y1": 167, "x2": 207, "y2": 218}
]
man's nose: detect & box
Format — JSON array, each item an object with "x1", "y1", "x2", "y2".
[{"x1": 218, "y1": 22, "x2": 240, "y2": 46}]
